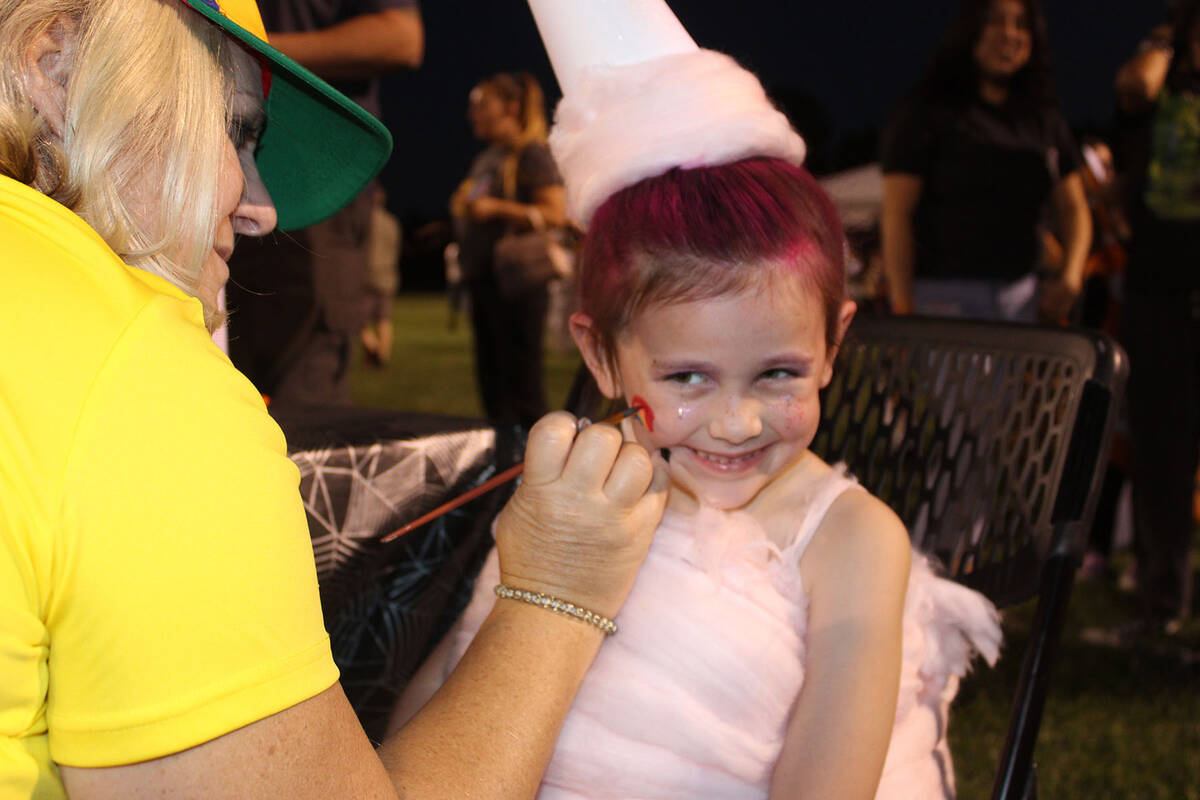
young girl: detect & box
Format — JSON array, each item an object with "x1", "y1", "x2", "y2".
[
  {"x1": 394, "y1": 154, "x2": 1001, "y2": 797},
  {"x1": 394, "y1": 3, "x2": 1000, "y2": 797}
]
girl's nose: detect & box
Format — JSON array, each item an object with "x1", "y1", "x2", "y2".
[{"x1": 709, "y1": 395, "x2": 764, "y2": 444}]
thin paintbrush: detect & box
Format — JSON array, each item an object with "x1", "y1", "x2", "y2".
[{"x1": 380, "y1": 405, "x2": 645, "y2": 543}]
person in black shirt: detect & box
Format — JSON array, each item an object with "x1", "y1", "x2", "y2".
[{"x1": 881, "y1": 0, "x2": 1091, "y2": 323}]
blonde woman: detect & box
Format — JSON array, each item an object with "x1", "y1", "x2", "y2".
[
  {"x1": 0, "y1": 1, "x2": 666, "y2": 797},
  {"x1": 452, "y1": 71, "x2": 568, "y2": 428}
]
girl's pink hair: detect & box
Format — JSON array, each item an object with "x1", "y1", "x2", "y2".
[{"x1": 579, "y1": 157, "x2": 846, "y2": 360}]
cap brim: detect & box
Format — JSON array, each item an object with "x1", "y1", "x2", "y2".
[{"x1": 184, "y1": 1, "x2": 392, "y2": 231}]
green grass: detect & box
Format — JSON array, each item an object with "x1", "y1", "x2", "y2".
[
  {"x1": 353, "y1": 293, "x2": 1200, "y2": 798},
  {"x1": 949, "y1": 568, "x2": 1200, "y2": 799}
]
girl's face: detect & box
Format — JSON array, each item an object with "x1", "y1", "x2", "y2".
[
  {"x1": 576, "y1": 276, "x2": 854, "y2": 511},
  {"x1": 974, "y1": 0, "x2": 1032, "y2": 80}
]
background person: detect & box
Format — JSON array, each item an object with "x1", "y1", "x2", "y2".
[
  {"x1": 360, "y1": 186, "x2": 402, "y2": 366},
  {"x1": 452, "y1": 71, "x2": 567, "y2": 428},
  {"x1": 881, "y1": 0, "x2": 1091, "y2": 323},
  {"x1": 0, "y1": 1, "x2": 668, "y2": 796},
  {"x1": 224, "y1": 0, "x2": 423, "y2": 406},
  {"x1": 1113, "y1": 0, "x2": 1200, "y2": 632}
]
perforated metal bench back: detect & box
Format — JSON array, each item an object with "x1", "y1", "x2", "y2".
[
  {"x1": 566, "y1": 315, "x2": 1126, "y2": 798},
  {"x1": 812, "y1": 316, "x2": 1122, "y2": 608}
]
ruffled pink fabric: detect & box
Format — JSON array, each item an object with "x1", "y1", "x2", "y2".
[{"x1": 443, "y1": 468, "x2": 1000, "y2": 798}]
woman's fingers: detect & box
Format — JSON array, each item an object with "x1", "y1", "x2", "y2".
[
  {"x1": 646, "y1": 447, "x2": 672, "y2": 499},
  {"x1": 601, "y1": 442, "x2": 655, "y2": 505},
  {"x1": 521, "y1": 411, "x2": 579, "y2": 484},
  {"x1": 561, "y1": 422, "x2": 625, "y2": 489},
  {"x1": 608, "y1": 447, "x2": 671, "y2": 549},
  {"x1": 526, "y1": 412, "x2": 643, "y2": 496},
  {"x1": 495, "y1": 411, "x2": 669, "y2": 618}
]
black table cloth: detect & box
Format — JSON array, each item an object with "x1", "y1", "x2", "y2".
[{"x1": 274, "y1": 404, "x2": 524, "y2": 740}]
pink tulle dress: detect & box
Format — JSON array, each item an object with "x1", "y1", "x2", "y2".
[{"x1": 439, "y1": 466, "x2": 1001, "y2": 798}]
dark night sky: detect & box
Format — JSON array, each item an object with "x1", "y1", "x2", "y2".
[{"x1": 378, "y1": 0, "x2": 1167, "y2": 222}]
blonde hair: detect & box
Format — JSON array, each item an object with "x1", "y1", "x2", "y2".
[
  {"x1": 481, "y1": 71, "x2": 548, "y2": 145},
  {"x1": 0, "y1": 0, "x2": 233, "y2": 325},
  {"x1": 478, "y1": 71, "x2": 549, "y2": 200}
]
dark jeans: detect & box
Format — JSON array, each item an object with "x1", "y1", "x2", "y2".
[
  {"x1": 1125, "y1": 289, "x2": 1200, "y2": 621},
  {"x1": 468, "y1": 275, "x2": 549, "y2": 429}
]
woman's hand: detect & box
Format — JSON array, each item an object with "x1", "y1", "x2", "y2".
[
  {"x1": 1038, "y1": 273, "x2": 1082, "y2": 324},
  {"x1": 466, "y1": 194, "x2": 503, "y2": 221},
  {"x1": 496, "y1": 411, "x2": 669, "y2": 619}
]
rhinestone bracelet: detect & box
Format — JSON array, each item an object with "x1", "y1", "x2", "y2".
[{"x1": 493, "y1": 584, "x2": 618, "y2": 635}]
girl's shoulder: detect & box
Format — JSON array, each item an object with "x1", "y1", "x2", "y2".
[
  {"x1": 787, "y1": 459, "x2": 911, "y2": 593},
  {"x1": 752, "y1": 455, "x2": 903, "y2": 553},
  {"x1": 749, "y1": 451, "x2": 844, "y2": 546}
]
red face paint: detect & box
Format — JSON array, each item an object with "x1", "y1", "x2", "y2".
[{"x1": 630, "y1": 395, "x2": 655, "y2": 432}]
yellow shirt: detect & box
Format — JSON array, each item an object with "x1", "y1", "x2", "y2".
[{"x1": 0, "y1": 176, "x2": 338, "y2": 798}]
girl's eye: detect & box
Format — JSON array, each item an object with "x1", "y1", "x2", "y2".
[
  {"x1": 760, "y1": 367, "x2": 802, "y2": 381},
  {"x1": 665, "y1": 371, "x2": 706, "y2": 386}
]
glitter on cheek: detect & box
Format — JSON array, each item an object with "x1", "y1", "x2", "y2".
[
  {"x1": 772, "y1": 395, "x2": 807, "y2": 433},
  {"x1": 675, "y1": 404, "x2": 691, "y2": 420}
]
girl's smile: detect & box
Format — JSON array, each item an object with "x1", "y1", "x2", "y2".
[{"x1": 681, "y1": 442, "x2": 774, "y2": 481}]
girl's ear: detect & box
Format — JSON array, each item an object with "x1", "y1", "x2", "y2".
[
  {"x1": 22, "y1": 15, "x2": 80, "y2": 140},
  {"x1": 568, "y1": 312, "x2": 623, "y2": 399},
  {"x1": 820, "y1": 300, "x2": 858, "y2": 389}
]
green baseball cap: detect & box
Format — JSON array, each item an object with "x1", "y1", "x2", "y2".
[{"x1": 181, "y1": 0, "x2": 392, "y2": 230}]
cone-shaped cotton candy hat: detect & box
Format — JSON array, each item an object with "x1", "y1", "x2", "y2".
[
  {"x1": 527, "y1": 0, "x2": 806, "y2": 226},
  {"x1": 527, "y1": 0, "x2": 697, "y2": 95}
]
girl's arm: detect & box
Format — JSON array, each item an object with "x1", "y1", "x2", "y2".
[{"x1": 770, "y1": 491, "x2": 912, "y2": 800}]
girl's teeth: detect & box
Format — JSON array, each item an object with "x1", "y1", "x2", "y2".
[{"x1": 699, "y1": 450, "x2": 754, "y2": 464}]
